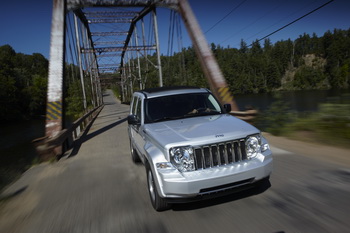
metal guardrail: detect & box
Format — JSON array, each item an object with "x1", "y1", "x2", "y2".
[
  {"x1": 33, "y1": 105, "x2": 104, "y2": 161},
  {"x1": 230, "y1": 109, "x2": 258, "y2": 122}
]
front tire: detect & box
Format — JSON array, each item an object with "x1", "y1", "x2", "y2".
[
  {"x1": 130, "y1": 140, "x2": 141, "y2": 163},
  {"x1": 146, "y1": 163, "x2": 170, "y2": 211}
]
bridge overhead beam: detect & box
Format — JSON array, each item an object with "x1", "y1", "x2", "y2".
[
  {"x1": 91, "y1": 32, "x2": 129, "y2": 36},
  {"x1": 96, "y1": 53, "x2": 122, "y2": 58},
  {"x1": 84, "y1": 11, "x2": 139, "y2": 17},
  {"x1": 87, "y1": 18, "x2": 132, "y2": 24},
  {"x1": 94, "y1": 67, "x2": 119, "y2": 71},
  {"x1": 120, "y1": 5, "x2": 156, "y2": 67},
  {"x1": 82, "y1": 45, "x2": 156, "y2": 53},
  {"x1": 98, "y1": 64, "x2": 120, "y2": 67},
  {"x1": 67, "y1": 0, "x2": 179, "y2": 11},
  {"x1": 94, "y1": 41, "x2": 125, "y2": 45}
]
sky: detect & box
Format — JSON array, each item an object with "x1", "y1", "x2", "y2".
[{"x1": 0, "y1": 0, "x2": 349, "y2": 59}]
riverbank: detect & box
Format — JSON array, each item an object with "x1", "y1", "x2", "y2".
[{"x1": 263, "y1": 132, "x2": 350, "y2": 167}]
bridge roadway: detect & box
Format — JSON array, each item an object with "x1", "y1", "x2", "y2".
[{"x1": 1, "y1": 90, "x2": 350, "y2": 233}]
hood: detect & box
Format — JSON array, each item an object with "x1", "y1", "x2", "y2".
[{"x1": 144, "y1": 114, "x2": 259, "y2": 148}]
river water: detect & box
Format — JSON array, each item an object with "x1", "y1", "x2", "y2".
[
  {"x1": 234, "y1": 89, "x2": 350, "y2": 113},
  {"x1": 1, "y1": 89, "x2": 349, "y2": 190},
  {"x1": 0, "y1": 118, "x2": 45, "y2": 190}
]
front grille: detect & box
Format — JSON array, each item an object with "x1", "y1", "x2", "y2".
[{"x1": 194, "y1": 139, "x2": 247, "y2": 169}]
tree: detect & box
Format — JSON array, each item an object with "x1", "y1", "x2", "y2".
[
  {"x1": 293, "y1": 66, "x2": 326, "y2": 89},
  {"x1": 0, "y1": 44, "x2": 48, "y2": 120},
  {"x1": 239, "y1": 39, "x2": 248, "y2": 54}
]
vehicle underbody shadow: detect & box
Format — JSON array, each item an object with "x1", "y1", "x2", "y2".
[{"x1": 171, "y1": 178, "x2": 271, "y2": 211}]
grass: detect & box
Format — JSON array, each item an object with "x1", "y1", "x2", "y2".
[{"x1": 258, "y1": 97, "x2": 350, "y2": 149}]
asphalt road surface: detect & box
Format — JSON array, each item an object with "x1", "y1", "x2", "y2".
[{"x1": 1, "y1": 90, "x2": 349, "y2": 233}]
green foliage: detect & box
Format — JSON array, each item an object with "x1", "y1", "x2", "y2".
[
  {"x1": 111, "y1": 84, "x2": 121, "y2": 100},
  {"x1": 131, "y1": 28, "x2": 349, "y2": 95},
  {"x1": 1, "y1": 28, "x2": 350, "y2": 121},
  {"x1": 26, "y1": 75, "x2": 47, "y2": 115},
  {"x1": 66, "y1": 79, "x2": 84, "y2": 119},
  {"x1": 257, "y1": 99, "x2": 295, "y2": 135},
  {"x1": 293, "y1": 66, "x2": 326, "y2": 89},
  {"x1": 312, "y1": 102, "x2": 350, "y2": 144},
  {"x1": 261, "y1": 95, "x2": 350, "y2": 147},
  {"x1": 0, "y1": 45, "x2": 48, "y2": 121}
]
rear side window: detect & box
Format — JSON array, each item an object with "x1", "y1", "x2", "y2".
[
  {"x1": 131, "y1": 96, "x2": 138, "y2": 115},
  {"x1": 135, "y1": 98, "x2": 142, "y2": 121}
]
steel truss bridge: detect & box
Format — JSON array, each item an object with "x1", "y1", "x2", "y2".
[{"x1": 38, "y1": 0, "x2": 246, "y2": 160}]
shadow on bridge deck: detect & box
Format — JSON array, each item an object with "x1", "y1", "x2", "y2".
[{"x1": 65, "y1": 90, "x2": 130, "y2": 159}]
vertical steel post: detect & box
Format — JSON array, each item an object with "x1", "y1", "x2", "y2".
[
  {"x1": 81, "y1": 22, "x2": 90, "y2": 106},
  {"x1": 121, "y1": 59, "x2": 126, "y2": 102},
  {"x1": 91, "y1": 45, "x2": 100, "y2": 106},
  {"x1": 177, "y1": 0, "x2": 238, "y2": 110},
  {"x1": 127, "y1": 52, "x2": 133, "y2": 99},
  {"x1": 93, "y1": 59, "x2": 101, "y2": 106},
  {"x1": 84, "y1": 27, "x2": 96, "y2": 107},
  {"x1": 134, "y1": 25, "x2": 143, "y2": 90},
  {"x1": 141, "y1": 18, "x2": 148, "y2": 89},
  {"x1": 130, "y1": 32, "x2": 136, "y2": 90},
  {"x1": 152, "y1": 9, "x2": 163, "y2": 87},
  {"x1": 45, "y1": 0, "x2": 66, "y2": 157},
  {"x1": 74, "y1": 13, "x2": 87, "y2": 110}
]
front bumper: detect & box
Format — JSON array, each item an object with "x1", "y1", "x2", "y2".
[{"x1": 155, "y1": 152, "x2": 272, "y2": 200}]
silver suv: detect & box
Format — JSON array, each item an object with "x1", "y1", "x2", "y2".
[{"x1": 127, "y1": 87, "x2": 273, "y2": 211}]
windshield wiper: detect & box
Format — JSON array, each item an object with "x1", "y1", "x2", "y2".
[
  {"x1": 184, "y1": 110, "x2": 221, "y2": 118},
  {"x1": 152, "y1": 116, "x2": 184, "y2": 123},
  {"x1": 152, "y1": 110, "x2": 221, "y2": 123}
]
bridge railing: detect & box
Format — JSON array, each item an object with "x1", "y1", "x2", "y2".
[{"x1": 33, "y1": 105, "x2": 104, "y2": 161}]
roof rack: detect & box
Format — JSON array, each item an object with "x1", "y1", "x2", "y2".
[{"x1": 138, "y1": 86, "x2": 201, "y2": 94}]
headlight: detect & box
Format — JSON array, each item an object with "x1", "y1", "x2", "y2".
[
  {"x1": 169, "y1": 146, "x2": 195, "y2": 172},
  {"x1": 245, "y1": 135, "x2": 261, "y2": 159}
]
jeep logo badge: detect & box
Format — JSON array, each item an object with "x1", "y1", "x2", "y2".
[{"x1": 215, "y1": 134, "x2": 224, "y2": 138}]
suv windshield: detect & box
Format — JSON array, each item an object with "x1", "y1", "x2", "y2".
[{"x1": 144, "y1": 93, "x2": 223, "y2": 123}]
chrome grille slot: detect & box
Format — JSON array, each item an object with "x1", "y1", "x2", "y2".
[
  {"x1": 233, "y1": 141, "x2": 240, "y2": 162},
  {"x1": 194, "y1": 139, "x2": 247, "y2": 170},
  {"x1": 211, "y1": 146, "x2": 218, "y2": 166},
  {"x1": 227, "y1": 143, "x2": 233, "y2": 163},
  {"x1": 203, "y1": 147, "x2": 211, "y2": 168},
  {"x1": 219, "y1": 144, "x2": 226, "y2": 165},
  {"x1": 240, "y1": 140, "x2": 247, "y2": 160},
  {"x1": 194, "y1": 148, "x2": 203, "y2": 169}
]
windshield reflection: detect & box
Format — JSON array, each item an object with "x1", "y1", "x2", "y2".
[{"x1": 144, "y1": 93, "x2": 222, "y2": 123}]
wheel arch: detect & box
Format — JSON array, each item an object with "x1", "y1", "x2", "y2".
[{"x1": 144, "y1": 142, "x2": 168, "y2": 198}]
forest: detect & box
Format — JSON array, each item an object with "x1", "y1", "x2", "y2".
[
  {"x1": 0, "y1": 45, "x2": 48, "y2": 121},
  {"x1": 148, "y1": 28, "x2": 350, "y2": 94},
  {"x1": 1, "y1": 28, "x2": 349, "y2": 121}
]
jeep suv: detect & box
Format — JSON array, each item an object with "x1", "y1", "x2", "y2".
[{"x1": 127, "y1": 87, "x2": 273, "y2": 211}]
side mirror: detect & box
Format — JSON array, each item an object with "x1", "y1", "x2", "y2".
[
  {"x1": 127, "y1": 114, "x2": 140, "y2": 125},
  {"x1": 223, "y1": 104, "x2": 231, "y2": 113}
]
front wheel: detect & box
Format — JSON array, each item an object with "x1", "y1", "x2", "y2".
[
  {"x1": 130, "y1": 140, "x2": 141, "y2": 163},
  {"x1": 146, "y1": 163, "x2": 170, "y2": 211}
]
